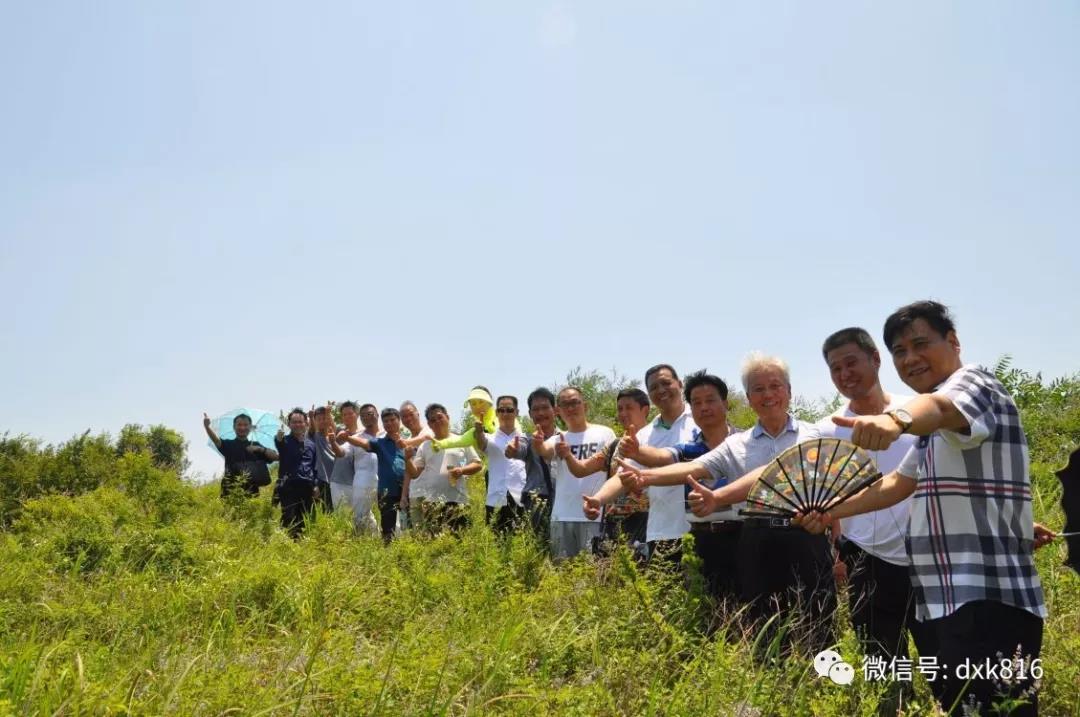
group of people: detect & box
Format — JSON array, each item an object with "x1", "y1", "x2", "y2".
[{"x1": 203, "y1": 300, "x2": 1052, "y2": 716}]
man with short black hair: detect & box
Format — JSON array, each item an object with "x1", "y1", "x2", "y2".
[
  {"x1": 611, "y1": 371, "x2": 741, "y2": 603},
  {"x1": 795, "y1": 302, "x2": 1047, "y2": 715},
  {"x1": 476, "y1": 396, "x2": 528, "y2": 533},
  {"x1": 204, "y1": 411, "x2": 278, "y2": 498},
  {"x1": 536, "y1": 387, "x2": 615, "y2": 559},
  {"x1": 570, "y1": 388, "x2": 651, "y2": 557},
  {"x1": 346, "y1": 408, "x2": 409, "y2": 543},
  {"x1": 349, "y1": 404, "x2": 381, "y2": 533},
  {"x1": 274, "y1": 408, "x2": 321, "y2": 537},
  {"x1": 404, "y1": 403, "x2": 482, "y2": 534},
  {"x1": 815, "y1": 328, "x2": 919, "y2": 661},
  {"x1": 508, "y1": 387, "x2": 559, "y2": 545}
]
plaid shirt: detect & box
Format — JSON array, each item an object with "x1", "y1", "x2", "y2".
[{"x1": 898, "y1": 364, "x2": 1046, "y2": 621}]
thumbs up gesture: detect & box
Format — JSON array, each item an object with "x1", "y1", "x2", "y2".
[
  {"x1": 582, "y1": 494, "x2": 602, "y2": 521},
  {"x1": 615, "y1": 458, "x2": 646, "y2": 493},
  {"x1": 555, "y1": 436, "x2": 571, "y2": 460},
  {"x1": 686, "y1": 476, "x2": 717, "y2": 517},
  {"x1": 531, "y1": 423, "x2": 546, "y2": 452},
  {"x1": 203, "y1": 412, "x2": 211, "y2": 429},
  {"x1": 618, "y1": 424, "x2": 640, "y2": 458},
  {"x1": 831, "y1": 414, "x2": 902, "y2": 451},
  {"x1": 505, "y1": 434, "x2": 521, "y2": 459}
]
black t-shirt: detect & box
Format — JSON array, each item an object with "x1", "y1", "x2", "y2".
[{"x1": 220, "y1": 438, "x2": 270, "y2": 477}]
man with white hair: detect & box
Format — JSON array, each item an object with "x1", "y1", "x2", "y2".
[{"x1": 618, "y1": 353, "x2": 834, "y2": 653}]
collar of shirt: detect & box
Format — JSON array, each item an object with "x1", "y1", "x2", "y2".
[
  {"x1": 751, "y1": 414, "x2": 798, "y2": 439},
  {"x1": 653, "y1": 405, "x2": 691, "y2": 431}
]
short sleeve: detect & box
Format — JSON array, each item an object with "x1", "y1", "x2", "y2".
[
  {"x1": 692, "y1": 441, "x2": 736, "y2": 482},
  {"x1": 463, "y1": 446, "x2": 480, "y2": 464},
  {"x1": 936, "y1": 367, "x2": 996, "y2": 448},
  {"x1": 897, "y1": 443, "x2": 920, "y2": 479},
  {"x1": 412, "y1": 444, "x2": 428, "y2": 471}
]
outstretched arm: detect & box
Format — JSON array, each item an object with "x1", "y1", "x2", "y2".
[{"x1": 345, "y1": 434, "x2": 374, "y2": 451}]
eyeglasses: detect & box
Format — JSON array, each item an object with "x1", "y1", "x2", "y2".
[
  {"x1": 496, "y1": 407, "x2": 516, "y2": 414},
  {"x1": 557, "y1": 398, "x2": 583, "y2": 408}
]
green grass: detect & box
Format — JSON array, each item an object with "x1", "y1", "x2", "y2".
[{"x1": 0, "y1": 456, "x2": 1077, "y2": 716}]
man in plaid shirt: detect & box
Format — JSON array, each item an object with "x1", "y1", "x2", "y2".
[{"x1": 794, "y1": 301, "x2": 1050, "y2": 716}]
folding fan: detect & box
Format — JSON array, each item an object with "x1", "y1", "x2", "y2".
[{"x1": 739, "y1": 438, "x2": 881, "y2": 519}]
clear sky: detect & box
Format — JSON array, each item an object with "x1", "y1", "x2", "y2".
[{"x1": 2, "y1": 2, "x2": 1078, "y2": 481}]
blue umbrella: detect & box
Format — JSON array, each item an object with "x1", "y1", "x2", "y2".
[{"x1": 208, "y1": 408, "x2": 283, "y2": 455}]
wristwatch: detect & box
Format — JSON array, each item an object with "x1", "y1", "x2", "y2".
[{"x1": 886, "y1": 408, "x2": 913, "y2": 434}]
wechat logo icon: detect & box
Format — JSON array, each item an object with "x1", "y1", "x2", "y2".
[{"x1": 814, "y1": 650, "x2": 855, "y2": 686}]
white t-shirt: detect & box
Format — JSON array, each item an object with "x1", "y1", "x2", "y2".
[
  {"x1": 815, "y1": 395, "x2": 916, "y2": 565},
  {"x1": 410, "y1": 436, "x2": 479, "y2": 504},
  {"x1": 546, "y1": 424, "x2": 617, "y2": 523},
  {"x1": 353, "y1": 431, "x2": 380, "y2": 488},
  {"x1": 482, "y1": 429, "x2": 527, "y2": 507},
  {"x1": 639, "y1": 407, "x2": 698, "y2": 542}
]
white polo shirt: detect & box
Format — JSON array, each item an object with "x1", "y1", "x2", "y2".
[
  {"x1": 816, "y1": 395, "x2": 917, "y2": 565},
  {"x1": 482, "y1": 429, "x2": 527, "y2": 507},
  {"x1": 639, "y1": 406, "x2": 698, "y2": 542}
]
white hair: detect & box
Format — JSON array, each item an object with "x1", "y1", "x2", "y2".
[{"x1": 740, "y1": 352, "x2": 791, "y2": 393}]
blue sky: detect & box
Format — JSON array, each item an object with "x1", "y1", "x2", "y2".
[{"x1": 2, "y1": 2, "x2": 1078, "y2": 480}]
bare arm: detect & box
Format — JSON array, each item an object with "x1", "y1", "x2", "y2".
[
  {"x1": 203, "y1": 413, "x2": 222, "y2": 450},
  {"x1": 835, "y1": 392, "x2": 970, "y2": 452},
  {"x1": 791, "y1": 470, "x2": 918, "y2": 534},
  {"x1": 633, "y1": 444, "x2": 677, "y2": 468}
]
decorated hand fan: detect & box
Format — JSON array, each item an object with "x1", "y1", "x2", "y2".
[{"x1": 739, "y1": 438, "x2": 881, "y2": 519}]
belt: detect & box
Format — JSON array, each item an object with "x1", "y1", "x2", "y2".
[
  {"x1": 743, "y1": 516, "x2": 796, "y2": 529},
  {"x1": 689, "y1": 520, "x2": 743, "y2": 534}
]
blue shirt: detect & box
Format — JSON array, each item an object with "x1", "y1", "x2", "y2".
[
  {"x1": 363, "y1": 436, "x2": 406, "y2": 496},
  {"x1": 274, "y1": 434, "x2": 319, "y2": 484}
]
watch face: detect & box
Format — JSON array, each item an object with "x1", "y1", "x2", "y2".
[{"x1": 895, "y1": 409, "x2": 913, "y2": 423}]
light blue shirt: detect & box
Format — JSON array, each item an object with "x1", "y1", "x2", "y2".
[{"x1": 691, "y1": 414, "x2": 820, "y2": 519}]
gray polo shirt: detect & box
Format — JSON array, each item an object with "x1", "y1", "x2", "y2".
[{"x1": 692, "y1": 414, "x2": 820, "y2": 519}]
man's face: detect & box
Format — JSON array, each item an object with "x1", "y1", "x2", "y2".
[
  {"x1": 889, "y1": 318, "x2": 962, "y2": 394},
  {"x1": 288, "y1": 413, "x2": 307, "y2": 435},
  {"x1": 646, "y1": 368, "x2": 683, "y2": 412},
  {"x1": 616, "y1": 397, "x2": 650, "y2": 432},
  {"x1": 233, "y1": 417, "x2": 252, "y2": 439},
  {"x1": 529, "y1": 398, "x2": 556, "y2": 430},
  {"x1": 341, "y1": 406, "x2": 358, "y2": 427},
  {"x1": 826, "y1": 343, "x2": 881, "y2": 402},
  {"x1": 746, "y1": 368, "x2": 791, "y2": 424},
  {"x1": 315, "y1": 411, "x2": 332, "y2": 432},
  {"x1": 359, "y1": 407, "x2": 380, "y2": 433},
  {"x1": 383, "y1": 414, "x2": 401, "y2": 436},
  {"x1": 556, "y1": 390, "x2": 586, "y2": 425},
  {"x1": 496, "y1": 398, "x2": 518, "y2": 431},
  {"x1": 426, "y1": 410, "x2": 450, "y2": 438},
  {"x1": 401, "y1": 404, "x2": 421, "y2": 433},
  {"x1": 689, "y1": 384, "x2": 728, "y2": 430}
]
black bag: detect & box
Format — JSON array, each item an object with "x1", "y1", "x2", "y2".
[{"x1": 236, "y1": 460, "x2": 272, "y2": 488}]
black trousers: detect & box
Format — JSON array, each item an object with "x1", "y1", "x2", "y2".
[
  {"x1": 486, "y1": 497, "x2": 523, "y2": 535},
  {"x1": 420, "y1": 501, "x2": 470, "y2": 535},
  {"x1": 377, "y1": 493, "x2": 399, "y2": 544},
  {"x1": 690, "y1": 524, "x2": 741, "y2": 605},
  {"x1": 738, "y1": 524, "x2": 836, "y2": 655},
  {"x1": 595, "y1": 512, "x2": 649, "y2": 561},
  {"x1": 917, "y1": 600, "x2": 1043, "y2": 717},
  {"x1": 521, "y1": 492, "x2": 551, "y2": 546},
  {"x1": 838, "y1": 539, "x2": 918, "y2": 659},
  {"x1": 279, "y1": 480, "x2": 316, "y2": 538}
]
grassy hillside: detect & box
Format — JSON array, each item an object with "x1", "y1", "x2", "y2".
[{"x1": 1, "y1": 363, "x2": 1078, "y2": 715}]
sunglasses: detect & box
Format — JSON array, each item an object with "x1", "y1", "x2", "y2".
[
  {"x1": 496, "y1": 407, "x2": 516, "y2": 414},
  {"x1": 558, "y1": 398, "x2": 583, "y2": 408}
]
